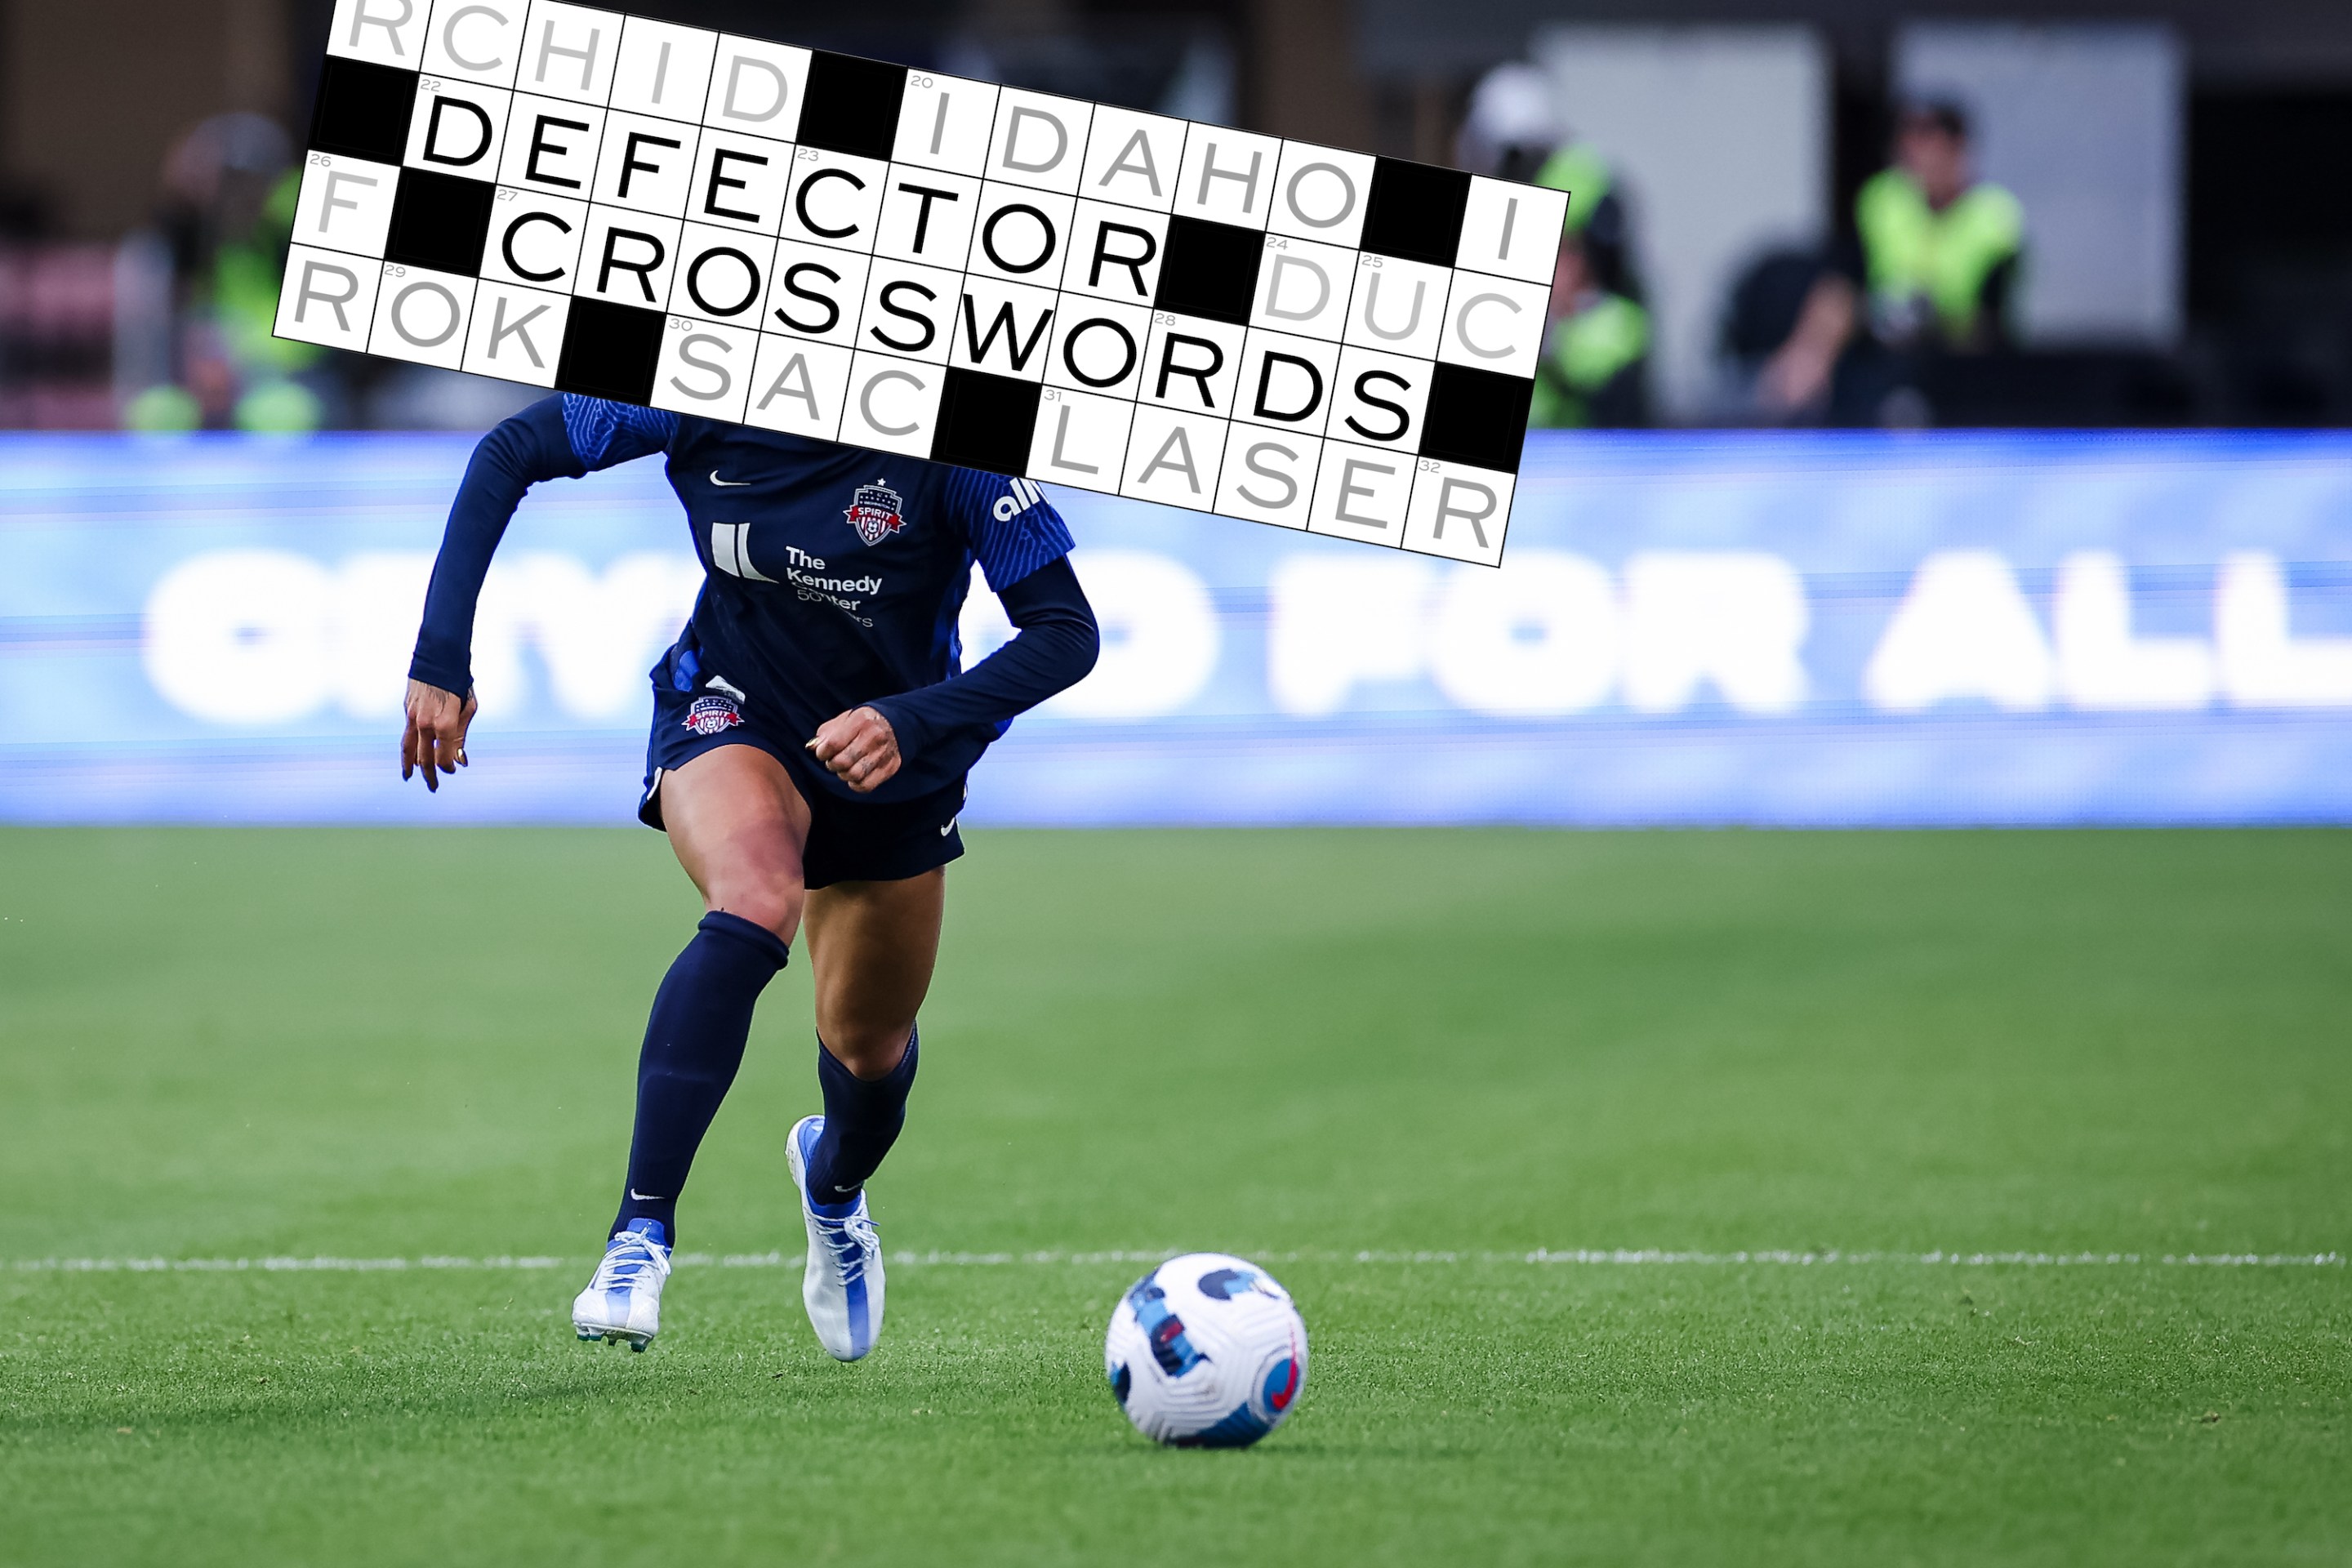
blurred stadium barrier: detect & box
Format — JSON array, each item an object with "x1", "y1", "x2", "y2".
[{"x1": 2, "y1": 430, "x2": 2349, "y2": 826}]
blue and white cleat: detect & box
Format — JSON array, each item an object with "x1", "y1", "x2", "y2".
[
  {"x1": 786, "y1": 1114, "x2": 884, "y2": 1361},
  {"x1": 572, "y1": 1218, "x2": 671, "y2": 1352}
]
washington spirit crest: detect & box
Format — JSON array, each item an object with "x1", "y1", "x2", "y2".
[
  {"x1": 684, "y1": 695, "x2": 743, "y2": 736},
  {"x1": 844, "y1": 481, "x2": 906, "y2": 546}
]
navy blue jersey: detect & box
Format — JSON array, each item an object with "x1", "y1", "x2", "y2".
[{"x1": 411, "y1": 396, "x2": 1094, "y2": 804}]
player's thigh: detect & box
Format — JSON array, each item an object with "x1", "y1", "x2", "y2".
[
  {"x1": 658, "y1": 742, "x2": 814, "y2": 942},
  {"x1": 804, "y1": 869, "x2": 946, "y2": 1074}
]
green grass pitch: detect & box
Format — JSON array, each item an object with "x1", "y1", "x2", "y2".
[{"x1": 2, "y1": 825, "x2": 2347, "y2": 1564}]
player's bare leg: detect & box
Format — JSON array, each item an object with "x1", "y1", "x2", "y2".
[
  {"x1": 662, "y1": 742, "x2": 814, "y2": 940},
  {"x1": 805, "y1": 871, "x2": 945, "y2": 1075}
]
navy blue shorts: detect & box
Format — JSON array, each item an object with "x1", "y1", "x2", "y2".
[{"x1": 639, "y1": 652, "x2": 964, "y2": 892}]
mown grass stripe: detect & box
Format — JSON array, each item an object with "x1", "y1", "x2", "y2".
[{"x1": 11, "y1": 1248, "x2": 2341, "y2": 1273}]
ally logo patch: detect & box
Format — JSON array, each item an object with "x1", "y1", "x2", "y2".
[
  {"x1": 844, "y1": 480, "x2": 906, "y2": 546},
  {"x1": 684, "y1": 695, "x2": 743, "y2": 736}
]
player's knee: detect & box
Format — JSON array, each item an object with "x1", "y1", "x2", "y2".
[{"x1": 705, "y1": 880, "x2": 802, "y2": 942}]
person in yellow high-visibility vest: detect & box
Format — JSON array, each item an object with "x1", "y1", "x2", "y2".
[
  {"x1": 1855, "y1": 99, "x2": 2022, "y2": 350},
  {"x1": 1526, "y1": 150, "x2": 1649, "y2": 428},
  {"x1": 1454, "y1": 60, "x2": 1650, "y2": 425},
  {"x1": 1753, "y1": 99, "x2": 2023, "y2": 420},
  {"x1": 213, "y1": 166, "x2": 327, "y2": 431},
  {"x1": 1529, "y1": 228, "x2": 1650, "y2": 428},
  {"x1": 122, "y1": 114, "x2": 327, "y2": 434}
]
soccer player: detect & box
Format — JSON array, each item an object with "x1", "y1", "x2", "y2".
[{"x1": 399, "y1": 394, "x2": 1098, "y2": 1358}]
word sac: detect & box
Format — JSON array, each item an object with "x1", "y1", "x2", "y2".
[{"x1": 278, "y1": 0, "x2": 1568, "y2": 564}]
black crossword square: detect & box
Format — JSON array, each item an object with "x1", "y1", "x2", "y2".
[
  {"x1": 308, "y1": 56, "x2": 417, "y2": 165},
  {"x1": 555, "y1": 300, "x2": 666, "y2": 403},
  {"x1": 1361, "y1": 159, "x2": 1471, "y2": 267},
  {"x1": 796, "y1": 51, "x2": 906, "y2": 162},
  {"x1": 383, "y1": 168, "x2": 497, "y2": 275},
  {"x1": 930, "y1": 368, "x2": 1042, "y2": 474},
  {"x1": 1153, "y1": 216, "x2": 1263, "y2": 326},
  {"x1": 1419, "y1": 363, "x2": 1533, "y2": 473}
]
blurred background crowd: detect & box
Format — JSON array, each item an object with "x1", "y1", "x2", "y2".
[{"x1": 1, "y1": 0, "x2": 2346, "y2": 432}]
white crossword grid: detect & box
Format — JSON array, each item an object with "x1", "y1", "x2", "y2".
[{"x1": 278, "y1": 0, "x2": 1569, "y2": 563}]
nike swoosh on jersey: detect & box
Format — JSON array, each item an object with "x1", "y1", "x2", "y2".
[{"x1": 710, "y1": 470, "x2": 751, "y2": 486}]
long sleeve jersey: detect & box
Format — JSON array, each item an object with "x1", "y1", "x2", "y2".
[{"x1": 411, "y1": 394, "x2": 1098, "y2": 801}]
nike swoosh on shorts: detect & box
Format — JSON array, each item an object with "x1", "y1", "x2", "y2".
[{"x1": 710, "y1": 470, "x2": 751, "y2": 486}]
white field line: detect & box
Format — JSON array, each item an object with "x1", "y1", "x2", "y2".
[{"x1": 5, "y1": 1248, "x2": 2342, "y2": 1275}]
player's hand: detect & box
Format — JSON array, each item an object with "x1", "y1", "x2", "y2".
[
  {"x1": 401, "y1": 679, "x2": 477, "y2": 792},
  {"x1": 808, "y1": 706, "x2": 900, "y2": 794},
  {"x1": 1757, "y1": 339, "x2": 1834, "y2": 412}
]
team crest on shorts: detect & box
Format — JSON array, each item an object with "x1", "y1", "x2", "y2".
[
  {"x1": 684, "y1": 695, "x2": 742, "y2": 736},
  {"x1": 844, "y1": 480, "x2": 906, "y2": 546}
]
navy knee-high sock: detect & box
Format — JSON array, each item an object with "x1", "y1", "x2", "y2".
[
  {"x1": 806, "y1": 1028, "x2": 920, "y2": 1209},
  {"x1": 612, "y1": 911, "x2": 791, "y2": 1245}
]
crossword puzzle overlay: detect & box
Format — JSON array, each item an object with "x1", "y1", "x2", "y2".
[{"x1": 279, "y1": 0, "x2": 1570, "y2": 563}]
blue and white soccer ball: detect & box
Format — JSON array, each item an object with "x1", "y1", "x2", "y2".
[{"x1": 1105, "y1": 1253, "x2": 1307, "y2": 1448}]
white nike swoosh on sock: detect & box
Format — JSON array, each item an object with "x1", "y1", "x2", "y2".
[
  {"x1": 629, "y1": 1189, "x2": 662, "y2": 1200},
  {"x1": 710, "y1": 470, "x2": 751, "y2": 486}
]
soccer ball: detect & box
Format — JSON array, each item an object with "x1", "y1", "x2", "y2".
[{"x1": 1104, "y1": 1253, "x2": 1307, "y2": 1448}]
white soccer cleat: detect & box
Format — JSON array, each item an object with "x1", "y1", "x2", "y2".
[
  {"x1": 787, "y1": 1114, "x2": 885, "y2": 1361},
  {"x1": 572, "y1": 1218, "x2": 672, "y2": 1352}
]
